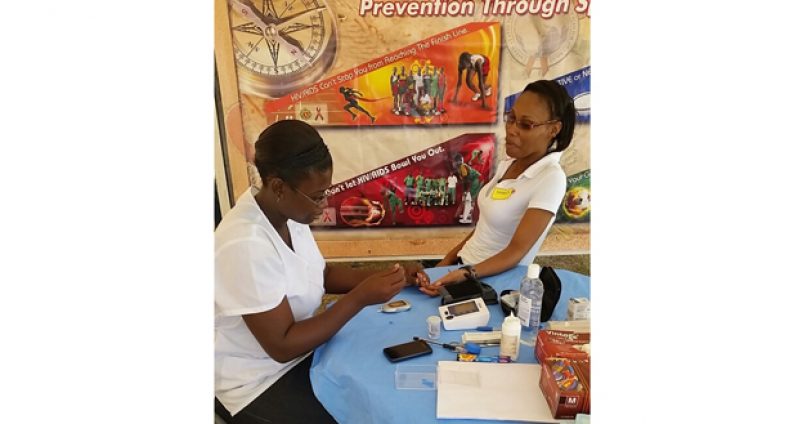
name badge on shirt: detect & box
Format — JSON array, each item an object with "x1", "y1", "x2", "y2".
[{"x1": 490, "y1": 187, "x2": 515, "y2": 200}]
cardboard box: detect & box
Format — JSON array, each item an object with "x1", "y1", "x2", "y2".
[
  {"x1": 534, "y1": 330, "x2": 591, "y2": 363},
  {"x1": 567, "y1": 297, "x2": 591, "y2": 320},
  {"x1": 538, "y1": 357, "x2": 588, "y2": 419},
  {"x1": 574, "y1": 360, "x2": 590, "y2": 414}
]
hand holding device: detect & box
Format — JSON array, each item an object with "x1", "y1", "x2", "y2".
[
  {"x1": 352, "y1": 264, "x2": 406, "y2": 306},
  {"x1": 402, "y1": 262, "x2": 430, "y2": 287}
]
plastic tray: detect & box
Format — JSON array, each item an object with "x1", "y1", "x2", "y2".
[{"x1": 395, "y1": 364, "x2": 437, "y2": 390}]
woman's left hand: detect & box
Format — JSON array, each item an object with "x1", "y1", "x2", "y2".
[{"x1": 403, "y1": 262, "x2": 430, "y2": 287}]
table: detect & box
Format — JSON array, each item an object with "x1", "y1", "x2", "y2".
[{"x1": 310, "y1": 265, "x2": 591, "y2": 424}]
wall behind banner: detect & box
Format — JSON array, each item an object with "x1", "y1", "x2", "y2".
[{"x1": 215, "y1": 0, "x2": 591, "y2": 258}]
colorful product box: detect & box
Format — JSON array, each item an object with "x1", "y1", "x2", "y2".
[
  {"x1": 534, "y1": 330, "x2": 591, "y2": 363},
  {"x1": 538, "y1": 358, "x2": 590, "y2": 419},
  {"x1": 575, "y1": 360, "x2": 590, "y2": 415}
]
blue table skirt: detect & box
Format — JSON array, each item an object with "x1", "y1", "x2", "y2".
[{"x1": 310, "y1": 265, "x2": 590, "y2": 424}]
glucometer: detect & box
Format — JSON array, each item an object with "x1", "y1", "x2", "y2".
[
  {"x1": 438, "y1": 297, "x2": 490, "y2": 330},
  {"x1": 380, "y1": 299, "x2": 411, "y2": 313}
]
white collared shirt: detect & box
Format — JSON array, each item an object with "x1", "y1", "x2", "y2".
[
  {"x1": 458, "y1": 152, "x2": 566, "y2": 267},
  {"x1": 215, "y1": 187, "x2": 325, "y2": 415}
]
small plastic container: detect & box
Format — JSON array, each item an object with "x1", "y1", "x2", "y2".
[
  {"x1": 395, "y1": 364, "x2": 437, "y2": 390},
  {"x1": 427, "y1": 315, "x2": 441, "y2": 339}
]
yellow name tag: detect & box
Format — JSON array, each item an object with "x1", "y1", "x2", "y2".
[{"x1": 490, "y1": 187, "x2": 515, "y2": 200}]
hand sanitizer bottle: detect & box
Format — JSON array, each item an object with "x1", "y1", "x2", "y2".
[
  {"x1": 517, "y1": 263, "x2": 544, "y2": 336},
  {"x1": 499, "y1": 312, "x2": 521, "y2": 361}
]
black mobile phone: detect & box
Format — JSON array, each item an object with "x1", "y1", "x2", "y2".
[{"x1": 383, "y1": 340, "x2": 433, "y2": 362}]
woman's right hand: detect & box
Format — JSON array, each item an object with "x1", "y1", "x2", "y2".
[{"x1": 351, "y1": 264, "x2": 407, "y2": 306}]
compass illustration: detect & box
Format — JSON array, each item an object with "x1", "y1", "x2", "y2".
[
  {"x1": 505, "y1": 11, "x2": 578, "y2": 72},
  {"x1": 228, "y1": 0, "x2": 339, "y2": 99}
]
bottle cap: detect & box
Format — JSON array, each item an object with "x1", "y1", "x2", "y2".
[
  {"x1": 503, "y1": 312, "x2": 520, "y2": 326},
  {"x1": 427, "y1": 315, "x2": 442, "y2": 339},
  {"x1": 527, "y1": 263, "x2": 541, "y2": 279}
]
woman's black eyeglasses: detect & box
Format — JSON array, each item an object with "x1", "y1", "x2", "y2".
[
  {"x1": 503, "y1": 111, "x2": 558, "y2": 131},
  {"x1": 290, "y1": 186, "x2": 330, "y2": 206}
]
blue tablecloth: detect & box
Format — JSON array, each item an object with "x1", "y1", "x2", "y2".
[{"x1": 310, "y1": 265, "x2": 590, "y2": 424}]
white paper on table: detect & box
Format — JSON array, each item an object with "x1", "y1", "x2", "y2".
[{"x1": 436, "y1": 361, "x2": 559, "y2": 423}]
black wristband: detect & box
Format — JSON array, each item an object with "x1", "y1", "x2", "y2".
[{"x1": 459, "y1": 265, "x2": 478, "y2": 280}]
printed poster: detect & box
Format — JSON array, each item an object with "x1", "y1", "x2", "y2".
[
  {"x1": 219, "y1": 0, "x2": 591, "y2": 235},
  {"x1": 313, "y1": 133, "x2": 496, "y2": 227}
]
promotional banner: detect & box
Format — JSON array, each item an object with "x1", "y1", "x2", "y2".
[
  {"x1": 220, "y1": 0, "x2": 591, "y2": 238},
  {"x1": 265, "y1": 22, "x2": 501, "y2": 126},
  {"x1": 314, "y1": 133, "x2": 496, "y2": 227},
  {"x1": 504, "y1": 65, "x2": 590, "y2": 123},
  {"x1": 555, "y1": 169, "x2": 590, "y2": 223}
]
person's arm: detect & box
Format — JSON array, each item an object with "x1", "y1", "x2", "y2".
[
  {"x1": 243, "y1": 265, "x2": 407, "y2": 363},
  {"x1": 475, "y1": 62, "x2": 488, "y2": 108},
  {"x1": 437, "y1": 229, "x2": 474, "y2": 266},
  {"x1": 452, "y1": 63, "x2": 465, "y2": 102},
  {"x1": 421, "y1": 208, "x2": 554, "y2": 295},
  {"x1": 323, "y1": 265, "x2": 380, "y2": 294},
  {"x1": 325, "y1": 262, "x2": 429, "y2": 294}
]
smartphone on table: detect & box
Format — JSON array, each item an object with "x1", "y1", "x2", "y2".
[{"x1": 383, "y1": 339, "x2": 433, "y2": 362}]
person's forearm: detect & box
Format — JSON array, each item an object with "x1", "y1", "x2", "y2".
[
  {"x1": 471, "y1": 246, "x2": 527, "y2": 279},
  {"x1": 324, "y1": 265, "x2": 374, "y2": 294},
  {"x1": 265, "y1": 293, "x2": 365, "y2": 362},
  {"x1": 439, "y1": 231, "x2": 474, "y2": 265}
]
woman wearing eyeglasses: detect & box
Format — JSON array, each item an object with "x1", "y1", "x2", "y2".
[
  {"x1": 214, "y1": 120, "x2": 429, "y2": 423},
  {"x1": 421, "y1": 79, "x2": 576, "y2": 294}
]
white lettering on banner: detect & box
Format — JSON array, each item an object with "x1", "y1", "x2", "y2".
[
  {"x1": 567, "y1": 170, "x2": 590, "y2": 185},
  {"x1": 371, "y1": 167, "x2": 389, "y2": 178},
  {"x1": 359, "y1": 0, "x2": 476, "y2": 17},
  {"x1": 337, "y1": 73, "x2": 355, "y2": 83},
  {"x1": 390, "y1": 158, "x2": 411, "y2": 172},
  {"x1": 427, "y1": 146, "x2": 444, "y2": 157},
  {"x1": 332, "y1": 146, "x2": 451, "y2": 192},
  {"x1": 411, "y1": 153, "x2": 427, "y2": 163}
]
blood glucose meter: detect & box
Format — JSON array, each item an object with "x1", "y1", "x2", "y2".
[
  {"x1": 438, "y1": 297, "x2": 490, "y2": 330},
  {"x1": 380, "y1": 299, "x2": 412, "y2": 313}
]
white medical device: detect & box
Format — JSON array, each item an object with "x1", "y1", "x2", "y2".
[
  {"x1": 380, "y1": 299, "x2": 412, "y2": 313},
  {"x1": 438, "y1": 297, "x2": 490, "y2": 330}
]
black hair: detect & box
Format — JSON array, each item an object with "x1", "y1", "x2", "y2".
[
  {"x1": 253, "y1": 120, "x2": 332, "y2": 186},
  {"x1": 522, "y1": 80, "x2": 576, "y2": 152}
]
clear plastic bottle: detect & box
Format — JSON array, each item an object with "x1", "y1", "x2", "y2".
[{"x1": 517, "y1": 263, "x2": 544, "y2": 335}]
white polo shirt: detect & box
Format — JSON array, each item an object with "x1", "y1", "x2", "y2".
[
  {"x1": 447, "y1": 175, "x2": 458, "y2": 189},
  {"x1": 458, "y1": 153, "x2": 566, "y2": 267},
  {"x1": 215, "y1": 187, "x2": 326, "y2": 416}
]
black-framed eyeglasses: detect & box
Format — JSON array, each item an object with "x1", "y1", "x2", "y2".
[
  {"x1": 290, "y1": 185, "x2": 330, "y2": 206},
  {"x1": 503, "y1": 111, "x2": 558, "y2": 131}
]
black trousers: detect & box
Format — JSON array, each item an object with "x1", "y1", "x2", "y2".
[{"x1": 215, "y1": 355, "x2": 337, "y2": 424}]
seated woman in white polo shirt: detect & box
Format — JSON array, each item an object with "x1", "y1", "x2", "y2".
[
  {"x1": 421, "y1": 79, "x2": 576, "y2": 294},
  {"x1": 215, "y1": 120, "x2": 429, "y2": 423}
]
